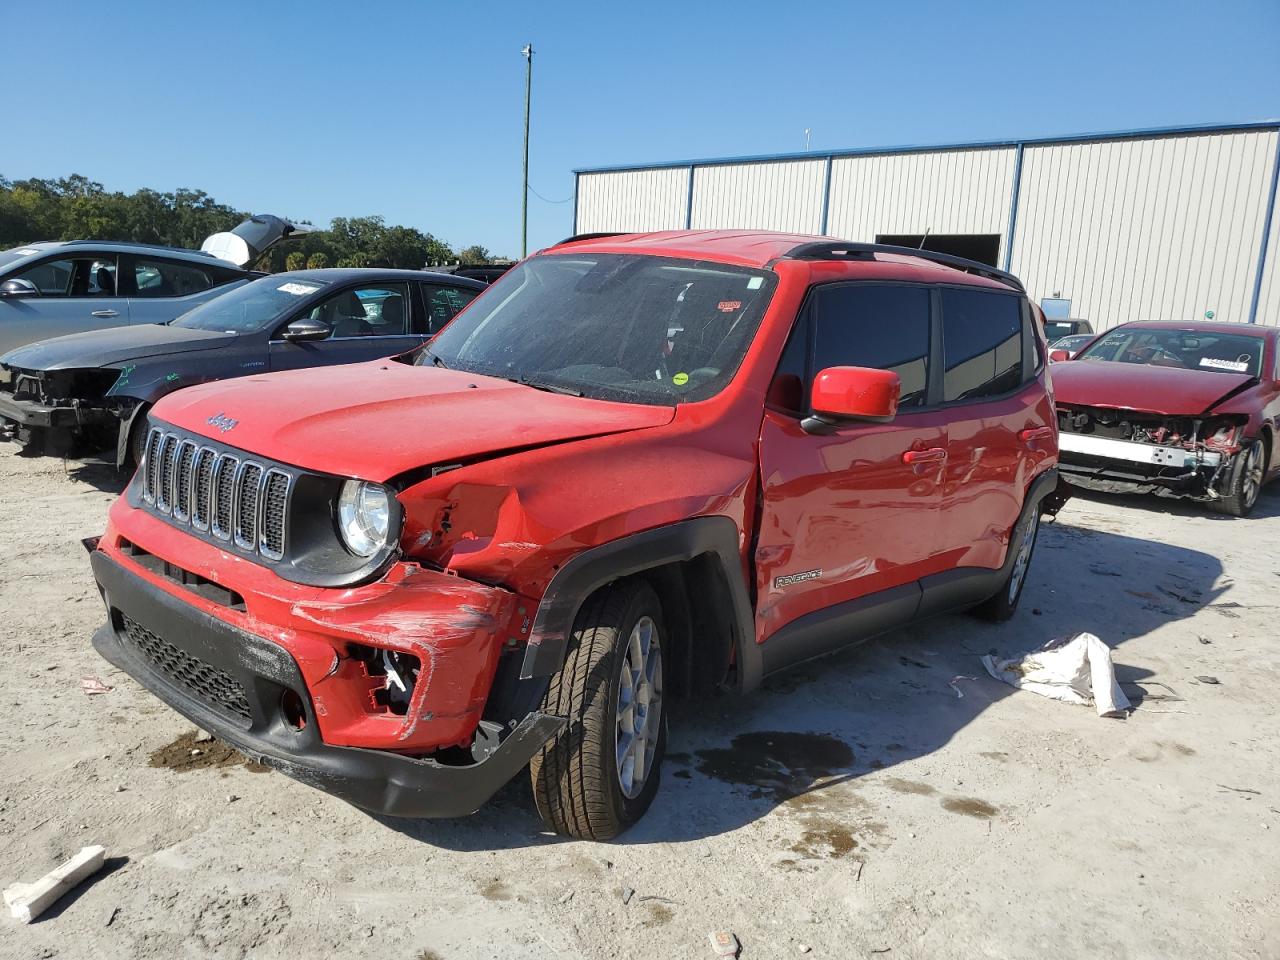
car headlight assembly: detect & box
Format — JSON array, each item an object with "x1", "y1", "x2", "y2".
[{"x1": 337, "y1": 480, "x2": 392, "y2": 557}]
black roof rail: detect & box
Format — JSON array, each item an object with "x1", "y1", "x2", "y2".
[
  {"x1": 784, "y1": 240, "x2": 1025, "y2": 292},
  {"x1": 554, "y1": 232, "x2": 628, "y2": 246}
]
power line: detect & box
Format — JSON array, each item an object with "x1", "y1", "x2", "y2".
[{"x1": 528, "y1": 184, "x2": 572, "y2": 204}]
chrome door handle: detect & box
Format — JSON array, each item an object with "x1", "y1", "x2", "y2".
[{"x1": 91, "y1": 309, "x2": 119, "y2": 318}]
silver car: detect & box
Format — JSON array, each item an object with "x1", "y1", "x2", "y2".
[{"x1": 0, "y1": 215, "x2": 306, "y2": 354}]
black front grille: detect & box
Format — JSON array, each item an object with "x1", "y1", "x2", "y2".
[
  {"x1": 118, "y1": 613, "x2": 252, "y2": 724},
  {"x1": 261, "y1": 471, "x2": 289, "y2": 559}
]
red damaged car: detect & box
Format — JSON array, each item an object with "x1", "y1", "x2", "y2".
[
  {"x1": 1052, "y1": 320, "x2": 1280, "y2": 516},
  {"x1": 87, "y1": 232, "x2": 1064, "y2": 839}
]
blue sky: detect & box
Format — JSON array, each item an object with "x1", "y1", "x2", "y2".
[{"x1": 1, "y1": 0, "x2": 1276, "y2": 257}]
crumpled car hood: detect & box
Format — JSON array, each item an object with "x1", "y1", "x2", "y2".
[
  {"x1": 1053, "y1": 360, "x2": 1255, "y2": 415},
  {"x1": 1, "y1": 324, "x2": 232, "y2": 370},
  {"x1": 152, "y1": 361, "x2": 676, "y2": 481}
]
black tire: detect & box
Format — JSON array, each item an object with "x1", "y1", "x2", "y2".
[
  {"x1": 127, "y1": 409, "x2": 151, "y2": 469},
  {"x1": 530, "y1": 580, "x2": 667, "y2": 840},
  {"x1": 972, "y1": 506, "x2": 1041, "y2": 622},
  {"x1": 1209, "y1": 439, "x2": 1267, "y2": 518}
]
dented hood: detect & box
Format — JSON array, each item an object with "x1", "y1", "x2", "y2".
[
  {"x1": 151, "y1": 361, "x2": 675, "y2": 481},
  {"x1": 1053, "y1": 360, "x2": 1255, "y2": 415}
]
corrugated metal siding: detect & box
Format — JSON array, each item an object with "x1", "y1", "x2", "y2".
[
  {"x1": 1255, "y1": 177, "x2": 1280, "y2": 326},
  {"x1": 1010, "y1": 130, "x2": 1279, "y2": 330},
  {"x1": 826, "y1": 147, "x2": 1018, "y2": 259},
  {"x1": 575, "y1": 167, "x2": 690, "y2": 233},
  {"x1": 690, "y1": 160, "x2": 826, "y2": 233}
]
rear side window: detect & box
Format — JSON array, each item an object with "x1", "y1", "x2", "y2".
[
  {"x1": 132, "y1": 259, "x2": 212, "y2": 298},
  {"x1": 422, "y1": 283, "x2": 479, "y2": 332},
  {"x1": 941, "y1": 289, "x2": 1022, "y2": 402},
  {"x1": 810, "y1": 284, "x2": 931, "y2": 408}
]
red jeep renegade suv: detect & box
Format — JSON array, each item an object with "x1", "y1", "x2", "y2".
[{"x1": 87, "y1": 231, "x2": 1064, "y2": 839}]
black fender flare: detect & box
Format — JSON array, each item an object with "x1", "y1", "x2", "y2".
[
  {"x1": 115, "y1": 402, "x2": 149, "y2": 468},
  {"x1": 518, "y1": 515, "x2": 761, "y2": 693}
]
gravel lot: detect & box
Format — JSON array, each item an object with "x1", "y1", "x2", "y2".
[{"x1": 1, "y1": 444, "x2": 1278, "y2": 960}]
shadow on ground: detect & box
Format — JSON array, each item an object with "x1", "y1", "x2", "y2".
[{"x1": 375, "y1": 513, "x2": 1226, "y2": 850}]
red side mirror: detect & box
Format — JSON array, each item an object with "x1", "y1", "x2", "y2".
[
  {"x1": 1048, "y1": 349, "x2": 1071, "y2": 363},
  {"x1": 808, "y1": 366, "x2": 900, "y2": 428}
]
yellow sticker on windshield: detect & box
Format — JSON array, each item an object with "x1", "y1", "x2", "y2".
[{"x1": 672, "y1": 372, "x2": 689, "y2": 386}]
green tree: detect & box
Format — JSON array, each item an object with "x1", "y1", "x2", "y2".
[
  {"x1": 457, "y1": 244, "x2": 492, "y2": 264},
  {"x1": 305, "y1": 252, "x2": 330, "y2": 270},
  {"x1": 285, "y1": 251, "x2": 307, "y2": 272}
]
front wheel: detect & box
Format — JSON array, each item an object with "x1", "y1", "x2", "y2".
[
  {"x1": 1209, "y1": 440, "x2": 1267, "y2": 518},
  {"x1": 530, "y1": 581, "x2": 666, "y2": 840}
]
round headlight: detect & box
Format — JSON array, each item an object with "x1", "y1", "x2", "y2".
[{"x1": 337, "y1": 480, "x2": 392, "y2": 557}]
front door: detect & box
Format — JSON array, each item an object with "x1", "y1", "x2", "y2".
[
  {"x1": 0, "y1": 254, "x2": 129, "y2": 353},
  {"x1": 269, "y1": 281, "x2": 423, "y2": 372},
  {"x1": 755, "y1": 283, "x2": 949, "y2": 668}
]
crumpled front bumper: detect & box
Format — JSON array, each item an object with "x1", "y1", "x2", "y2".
[
  {"x1": 0, "y1": 391, "x2": 99, "y2": 429},
  {"x1": 89, "y1": 547, "x2": 564, "y2": 818}
]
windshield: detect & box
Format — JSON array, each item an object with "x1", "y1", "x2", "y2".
[
  {"x1": 420, "y1": 253, "x2": 776, "y2": 404},
  {"x1": 171, "y1": 275, "x2": 329, "y2": 333},
  {"x1": 0, "y1": 247, "x2": 45, "y2": 270},
  {"x1": 1078, "y1": 327, "x2": 1265, "y2": 377}
]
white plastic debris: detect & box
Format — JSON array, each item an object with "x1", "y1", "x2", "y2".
[
  {"x1": 981, "y1": 633, "x2": 1131, "y2": 718},
  {"x1": 709, "y1": 931, "x2": 741, "y2": 957},
  {"x1": 5, "y1": 845, "x2": 106, "y2": 923}
]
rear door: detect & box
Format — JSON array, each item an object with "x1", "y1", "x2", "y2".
[
  {"x1": 0, "y1": 253, "x2": 129, "y2": 353},
  {"x1": 268, "y1": 281, "x2": 420, "y2": 371},
  {"x1": 935, "y1": 287, "x2": 1052, "y2": 575},
  {"x1": 755, "y1": 283, "x2": 950, "y2": 664},
  {"x1": 419, "y1": 281, "x2": 481, "y2": 334},
  {"x1": 122, "y1": 254, "x2": 234, "y2": 324}
]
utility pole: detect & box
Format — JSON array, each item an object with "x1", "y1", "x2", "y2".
[{"x1": 521, "y1": 43, "x2": 534, "y2": 258}]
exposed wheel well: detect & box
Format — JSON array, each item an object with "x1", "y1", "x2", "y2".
[{"x1": 633, "y1": 554, "x2": 738, "y2": 699}]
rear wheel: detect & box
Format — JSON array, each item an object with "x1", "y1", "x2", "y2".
[
  {"x1": 530, "y1": 581, "x2": 666, "y2": 840},
  {"x1": 972, "y1": 507, "x2": 1040, "y2": 622},
  {"x1": 1210, "y1": 439, "x2": 1267, "y2": 518}
]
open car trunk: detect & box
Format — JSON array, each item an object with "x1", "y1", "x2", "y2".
[{"x1": 200, "y1": 215, "x2": 309, "y2": 269}]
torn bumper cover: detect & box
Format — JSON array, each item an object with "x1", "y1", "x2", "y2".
[
  {"x1": 89, "y1": 549, "x2": 564, "y2": 818},
  {"x1": 1058, "y1": 432, "x2": 1227, "y2": 496}
]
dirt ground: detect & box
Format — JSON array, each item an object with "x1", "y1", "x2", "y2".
[{"x1": 1, "y1": 443, "x2": 1278, "y2": 960}]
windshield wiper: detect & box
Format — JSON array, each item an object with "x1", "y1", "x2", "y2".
[
  {"x1": 422, "y1": 350, "x2": 449, "y2": 369},
  {"x1": 508, "y1": 375, "x2": 582, "y2": 397}
]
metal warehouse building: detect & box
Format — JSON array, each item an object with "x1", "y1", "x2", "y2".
[{"x1": 571, "y1": 122, "x2": 1280, "y2": 330}]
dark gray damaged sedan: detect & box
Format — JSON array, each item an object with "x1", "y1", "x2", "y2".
[{"x1": 0, "y1": 268, "x2": 483, "y2": 463}]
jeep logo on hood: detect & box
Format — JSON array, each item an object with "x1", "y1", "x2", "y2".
[{"x1": 206, "y1": 412, "x2": 239, "y2": 433}]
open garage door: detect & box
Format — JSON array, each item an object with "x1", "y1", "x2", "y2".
[{"x1": 876, "y1": 234, "x2": 1000, "y2": 267}]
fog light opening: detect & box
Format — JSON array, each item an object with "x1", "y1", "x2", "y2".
[
  {"x1": 280, "y1": 689, "x2": 308, "y2": 730},
  {"x1": 348, "y1": 643, "x2": 421, "y2": 716}
]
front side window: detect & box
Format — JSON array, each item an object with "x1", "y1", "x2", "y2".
[
  {"x1": 1077, "y1": 328, "x2": 1265, "y2": 377},
  {"x1": 422, "y1": 283, "x2": 479, "y2": 332},
  {"x1": 13, "y1": 256, "x2": 117, "y2": 297},
  {"x1": 306, "y1": 283, "x2": 411, "y2": 337},
  {"x1": 132, "y1": 259, "x2": 212, "y2": 298},
  {"x1": 942, "y1": 288, "x2": 1023, "y2": 402},
  {"x1": 173, "y1": 275, "x2": 331, "y2": 333},
  {"x1": 808, "y1": 284, "x2": 932, "y2": 408},
  {"x1": 421, "y1": 254, "x2": 776, "y2": 405}
]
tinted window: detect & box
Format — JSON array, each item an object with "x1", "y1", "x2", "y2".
[
  {"x1": 768, "y1": 323, "x2": 809, "y2": 414},
  {"x1": 132, "y1": 259, "x2": 212, "y2": 298},
  {"x1": 809, "y1": 284, "x2": 931, "y2": 408},
  {"x1": 14, "y1": 256, "x2": 117, "y2": 296},
  {"x1": 422, "y1": 283, "x2": 479, "y2": 332},
  {"x1": 942, "y1": 289, "x2": 1022, "y2": 402}
]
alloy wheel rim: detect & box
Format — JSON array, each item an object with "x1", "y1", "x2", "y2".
[
  {"x1": 615, "y1": 616, "x2": 663, "y2": 799},
  {"x1": 1241, "y1": 445, "x2": 1263, "y2": 508},
  {"x1": 1008, "y1": 512, "x2": 1039, "y2": 604}
]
